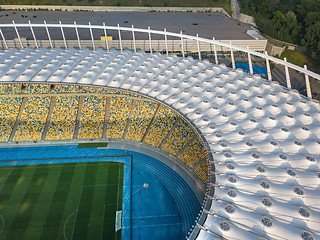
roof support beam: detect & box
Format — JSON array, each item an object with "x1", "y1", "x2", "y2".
[
  {"x1": 192, "y1": 157, "x2": 207, "y2": 170},
  {"x1": 102, "y1": 96, "x2": 111, "y2": 139},
  {"x1": 141, "y1": 103, "x2": 160, "y2": 143},
  {"x1": 41, "y1": 96, "x2": 56, "y2": 140},
  {"x1": 8, "y1": 97, "x2": 27, "y2": 142},
  {"x1": 122, "y1": 99, "x2": 136, "y2": 139},
  {"x1": 175, "y1": 135, "x2": 196, "y2": 158},
  {"x1": 159, "y1": 116, "x2": 180, "y2": 149},
  {"x1": 73, "y1": 95, "x2": 84, "y2": 139}
]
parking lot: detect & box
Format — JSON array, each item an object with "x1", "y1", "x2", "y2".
[{"x1": 0, "y1": 10, "x2": 253, "y2": 40}]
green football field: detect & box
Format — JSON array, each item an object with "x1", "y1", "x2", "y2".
[{"x1": 0, "y1": 161, "x2": 124, "y2": 240}]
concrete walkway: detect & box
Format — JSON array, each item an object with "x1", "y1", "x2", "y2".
[
  {"x1": 0, "y1": 5, "x2": 231, "y2": 17},
  {"x1": 230, "y1": 0, "x2": 239, "y2": 19}
]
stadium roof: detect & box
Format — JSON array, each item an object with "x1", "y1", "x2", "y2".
[{"x1": 1, "y1": 46, "x2": 319, "y2": 240}]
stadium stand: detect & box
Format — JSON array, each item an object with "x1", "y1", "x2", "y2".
[
  {"x1": 0, "y1": 97, "x2": 22, "y2": 142},
  {"x1": 125, "y1": 100, "x2": 157, "y2": 141},
  {"x1": 23, "y1": 84, "x2": 50, "y2": 94},
  {"x1": 178, "y1": 136, "x2": 207, "y2": 169},
  {"x1": 193, "y1": 161, "x2": 209, "y2": 183},
  {"x1": 162, "y1": 118, "x2": 196, "y2": 156},
  {"x1": 13, "y1": 96, "x2": 50, "y2": 141},
  {"x1": 106, "y1": 97, "x2": 133, "y2": 139},
  {"x1": 46, "y1": 96, "x2": 79, "y2": 140},
  {"x1": 144, "y1": 105, "x2": 178, "y2": 147},
  {"x1": 0, "y1": 83, "x2": 21, "y2": 94},
  {"x1": 0, "y1": 80, "x2": 207, "y2": 183},
  {"x1": 78, "y1": 96, "x2": 107, "y2": 139}
]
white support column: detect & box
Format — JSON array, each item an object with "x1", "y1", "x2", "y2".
[
  {"x1": 89, "y1": 22, "x2": 95, "y2": 50},
  {"x1": 164, "y1": 28, "x2": 168, "y2": 56},
  {"x1": 28, "y1": 21, "x2": 38, "y2": 48},
  {"x1": 180, "y1": 31, "x2": 185, "y2": 58},
  {"x1": 59, "y1": 21, "x2": 67, "y2": 49},
  {"x1": 284, "y1": 57, "x2": 291, "y2": 89},
  {"x1": 304, "y1": 65, "x2": 312, "y2": 98},
  {"x1": 213, "y1": 37, "x2": 218, "y2": 65},
  {"x1": 197, "y1": 34, "x2": 201, "y2": 61},
  {"x1": 0, "y1": 29, "x2": 8, "y2": 49},
  {"x1": 132, "y1": 25, "x2": 136, "y2": 53},
  {"x1": 12, "y1": 20, "x2": 24, "y2": 48},
  {"x1": 103, "y1": 23, "x2": 109, "y2": 51},
  {"x1": 148, "y1": 26, "x2": 152, "y2": 54},
  {"x1": 117, "y1": 24, "x2": 123, "y2": 52},
  {"x1": 265, "y1": 51, "x2": 272, "y2": 81},
  {"x1": 44, "y1": 21, "x2": 53, "y2": 49},
  {"x1": 230, "y1": 41, "x2": 235, "y2": 69},
  {"x1": 247, "y1": 46, "x2": 253, "y2": 74},
  {"x1": 74, "y1": 21, "x2": 81, "y2": 49}
]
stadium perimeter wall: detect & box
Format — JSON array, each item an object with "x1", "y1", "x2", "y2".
[{"x1": 0, "y1": 5, "x2": 231, "y2": 17}]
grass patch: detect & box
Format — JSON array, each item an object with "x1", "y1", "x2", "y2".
[
  {"x1": 78, "y1": 142, "x2": 108, "y2": 148},
  {"x1": 0, "y1": 162, "x2": 123, "y2": 240},
  {"x1": 268, "y1": 40, "x2": 285, "y2": 48},
  {"x1": 279, "y1": 47, "x2": 320, "y2": 74}
]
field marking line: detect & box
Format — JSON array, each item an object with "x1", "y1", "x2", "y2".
[
  {"x1": 0, "y1": 214, "x2": 4, "y2": 234},
  {"x1": 70, "y1": 185, "x2": 84, "y2": 240},
  {"x1": 130, "y1": 222, "x2": 182, "y2": 228},
  {"x1": 63, "y1": 210, "x2": 78, "y2": 240},
  {"x1": 0, "y1": 162, "x2": 116, "y2": 170},
  {"x1": 131, "y1": 213, "x2": 180, "y2": 219},
  {"x1": 115, "y1": 163, "x2": 121, "y2": 240},
  {"x1": 83, "y1": 184, "x2": 118, "y2": 187},
  {"x1": 116, "y1": 163, "x2": 121, "y2": 210},
  {"x1": 122, "y1": 185, "x2": 144, "y2": 200},
  {"x1": 100, "y1": 204, "x2": 106, "y2": 240},
  {"x1": 0, "y1": 167, "x2": 14, "y2": 193}
]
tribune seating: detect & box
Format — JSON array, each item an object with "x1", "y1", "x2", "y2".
[
  {"x1": 125, "y1": 100, "x2": 157, "y2": 141},
  {"x1": 23, "y1": 84, "x2": 50, "y2": 94},
  {"x1": 46, "y1": 96, "x2": 79, "y2": 140},
  {"x1": 144, "y1": 105, "x2": 178, "y2": 147},
  {"x1": 78, "y1": 96, "x2": 107, "y2": 139},
  {"x1": 162, "y1": 118, "x2": 195, "y2": 156},
  {"x1": 193, "y1": 161, "x2": 209, "y2": 183},
  {"x1": 106, "y1": 97, "x2": 132, "y2": 139},
  {"x1": 52, "y1": 84, "x2": 80, "y2": 94},
  {"x1": 0, "y1": 84, "x2": 21, "y2": 95},
  {"x1": 178, "y1": 136, "x2": 207, "y2": 168},
  {"x1": 0, "y1": 97, "x2": 22, "y2": 142},
  {"x1": 14, "y1": 96, "x2": 50, "y2": 141},
  {"x1": 0, "y1": 82, "x2": 209, "y2": 183}
]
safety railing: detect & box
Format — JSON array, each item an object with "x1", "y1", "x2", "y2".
[
  {"x1": 1, "y1": 21, "x2": 319, "y2": 239},
  {"x1": 0, "y1": 21, "x2": 319, "y2": 99}
]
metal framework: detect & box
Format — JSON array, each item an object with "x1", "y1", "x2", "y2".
[
  {"x1": 0, "y1": 23, "x2": 320, "y2": 240},
  {"x1": 0, "y1": 22, "x2": 319, "y2": 99}
]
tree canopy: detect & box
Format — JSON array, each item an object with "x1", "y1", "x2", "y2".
[{"x1": 240, "y1": 0, "x2": 320, "y2": 58}]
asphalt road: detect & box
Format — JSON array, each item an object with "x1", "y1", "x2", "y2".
[{"x1": 0, "y1": 10, "x2": 253, "y2": 40}]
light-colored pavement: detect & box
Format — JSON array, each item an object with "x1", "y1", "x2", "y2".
[
  {"x1": 0, "y1": 5, "x2": 231, "y2": 16},
  {"x1": 231, "y1": 0, "x2": 239, "y2": 19},
  {"x1": 0, "y1": 10, "x2": 252, "y2": 40}
]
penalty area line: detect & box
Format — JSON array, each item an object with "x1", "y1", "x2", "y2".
[
  {"x1": 63, "y1": 210, "x2": 78, "y2": 240},
  {"x1": 0, "y1": 214, "x2": 4, "y2": 234},
  {"x1": 115, "y1": 163, "x2": 121, "y2": 240},
  {"x1": 70, "y1": 185, "x2": 84, "y2": 240},
  {"x1": 0, "y1": 167, "x2": 14, "y2": 193},
  {"x1": 100, "y1": 204, "x2": 106, "y2": 240}
]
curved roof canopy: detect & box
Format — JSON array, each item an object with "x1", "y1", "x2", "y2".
[{"x1": 0, "y1": 47, "x2": 319, "y2": 240}]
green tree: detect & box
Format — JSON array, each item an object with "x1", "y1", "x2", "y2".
[{"x1": 302, "y1": 21, "x2": 320, "y2": 58}]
